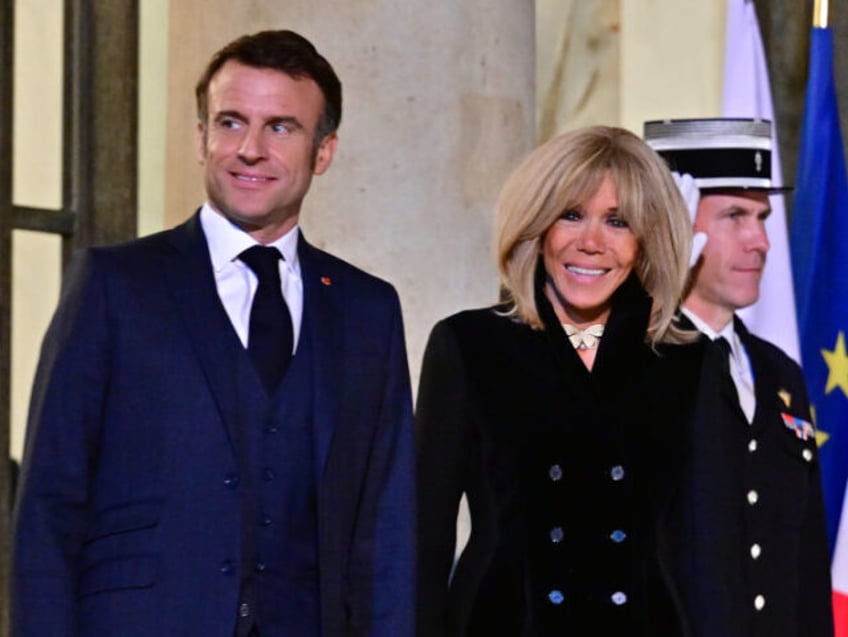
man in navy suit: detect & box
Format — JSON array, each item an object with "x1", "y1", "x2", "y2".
[
  {"x1": 11, "y1": 30, "x2": 414, "y2": 637},
  {"x1": 645, "y1": 118, "x2": 833, "y2": 637}
]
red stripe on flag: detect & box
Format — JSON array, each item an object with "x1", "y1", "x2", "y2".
[{"x1": 834, "y1": 590, "x2": 848, "y2": 637}]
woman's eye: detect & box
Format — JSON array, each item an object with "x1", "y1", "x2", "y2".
[
  {"x1": 560, "y1": 209, "x2": 581, "y2": 221},
  {"x1": 608, "y1": 216, "x2": 629, "y2": 229}
]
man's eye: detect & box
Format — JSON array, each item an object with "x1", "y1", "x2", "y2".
[
  {"x1": 219, "y1": 119, "x2": 241, "y2": 130},
  {"x1": 271, "y1": 123, "x2": 291, "y2": 134}
]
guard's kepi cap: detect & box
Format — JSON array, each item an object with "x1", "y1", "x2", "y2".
[{"x1": 643, "y1": 117, "x2": 791, "y2": 192}]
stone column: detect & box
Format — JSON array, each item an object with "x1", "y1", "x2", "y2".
[{"x1": 164, "y1": 1, "x2": 536, "y2": 387}]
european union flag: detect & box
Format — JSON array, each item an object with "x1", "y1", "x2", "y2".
[{"x1": 791, "y1": 24, "x2": 848, "y2": 558}]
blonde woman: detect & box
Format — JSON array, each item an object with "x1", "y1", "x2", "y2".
[{"x1": 417, "y1": 126, "x2": 703, "y2": 636}]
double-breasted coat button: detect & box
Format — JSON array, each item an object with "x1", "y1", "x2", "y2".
[
  {"x1": 611, "y1": 591, "x2": 627, "y2": 606},
  {"x1": 548, "y1": 590, "x2": 564, "y2": 605},
  {"x1": 754, "y1": 594, "x2": 766, "y2": 610},
  {"x1": 549, "y1": 527, "x2": 564, "y2": 543},
  {"x1": 750, "y1": 543, "x2": 762, "y2": 559},
  {"x1": 610, "y1": 529, "x2": 627, "y2": 544},
  {"x1": 610, "y1": 465, "x2": 625, "y2": 481},
  {"x1": 223, "y1": 474, "x2": 240, "y2": 488},
  {"x1": 748, "y1": 439, "x2": 758, "y2": 452},
  {"x1": 803, "y1": 448, "x2": 813, "y2": 462},
  {"x1": 747, "y1": 489, "x2": 759, "y2": 505},
  {"x1": 549, "y1": 464, "x2": 563, "y2": 481}
]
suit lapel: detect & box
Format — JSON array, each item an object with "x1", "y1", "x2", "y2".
[
  {"x1": 162, "y1": 213, "x2": 244, "y2": 452},
  {"x1": 298, "y1": 234, "x2": 344, "y2": 483}
]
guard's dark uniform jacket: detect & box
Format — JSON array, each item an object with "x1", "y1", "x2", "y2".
[
  {"x1": 668, "y1": 316, "x2": 834, "y2": 637},
  {"x1": 416, "y1": 273, "x2": 704, "y2": 637}
]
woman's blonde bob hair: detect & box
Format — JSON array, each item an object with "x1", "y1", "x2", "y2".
[{"x1": 495, "y1": 126, "x2": 693, "y2": 345}]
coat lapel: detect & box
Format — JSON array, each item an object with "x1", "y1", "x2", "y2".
[
  {"x1": 162, "y1": 213, "x2": 244, "y2": 452},
  {"x1": 298, "y1": 234, "x2": 343, "y2": 483}
]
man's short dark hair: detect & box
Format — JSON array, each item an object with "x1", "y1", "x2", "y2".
[{"x1": 195, "y1": 30, "x2": 342, "y2": 146}]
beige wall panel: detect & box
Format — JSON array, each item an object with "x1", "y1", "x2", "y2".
[
  {"x1": 620, "y1": 0, "x2": 725, "y2": 135},
  {"x1": 10, "y1": 0, "x2": 64, "y2": 460},
  {"x1": 536, "y1": 0, "x2": 620, "y2": 140},
  {"x1": 10, "y1": 233, "x2": 61, "y2": 461},
  {"x1": 165, "y1": 1, "x2": 536, "y2": 387},
  {"x1": 138, "y1": 0, "x2": 169, "y2": 237}
]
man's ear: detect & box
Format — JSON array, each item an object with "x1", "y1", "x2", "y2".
[
  {"x1": 195, "y1": 120, "x2": 207, "y2": 164},
  {"x1": 313, "y1": 132, "x2": 338, "y2": 175}
]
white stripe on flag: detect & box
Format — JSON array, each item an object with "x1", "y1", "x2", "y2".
[
  {"x1": 721, "y1": 0, "x2": 801, "y2": 363},
  {"x1": 833, "y1": 479, "x2": 848, "y2": 593}
]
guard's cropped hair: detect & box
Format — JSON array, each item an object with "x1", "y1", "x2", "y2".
[
  {"x1": 195, "y1": 29, "x2": 342, "y2": 145},
  {"x1": 496, "y1": 125, "x2": 693, "y2": 345}
]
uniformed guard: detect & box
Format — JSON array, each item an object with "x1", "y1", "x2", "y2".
[{"x1": 645, "y1": 117, "x2": 834, "y2": 637}]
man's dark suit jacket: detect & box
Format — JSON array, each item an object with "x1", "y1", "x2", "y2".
[{"x1": 11, "y1": 213, "x2": 415, "y2": 637}]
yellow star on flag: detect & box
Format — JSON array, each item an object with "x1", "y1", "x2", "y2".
[
  {"x1": 822, "y1": 331, "x2": 848, "y2": 399},
  {"x1": 810, "y1": 405, "x2": 830, "y2": 448}
]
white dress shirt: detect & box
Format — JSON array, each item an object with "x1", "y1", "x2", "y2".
[
  {"x1": 683, "y1": 308, "x2": 757, "y2": 423},
  {"x1": 199, "y1": 203, "x2": 303, "y2": 353}
]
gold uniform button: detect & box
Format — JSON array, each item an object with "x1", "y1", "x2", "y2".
[
  {"x1": 750, "y1": 543, "x2": 761, "y2": 559},
  {"x1": 803, "y1": 448, "x2": 813, "y2": 462},
  {"x1": 748, "y1": 439, "x2": 757, "y2": 452},
  {"x1": 754, "y1": 594, "x2": 765, "y2": 611},
  {"x1": 747, "y1": 490, "x2": 759, "y2": 505}
]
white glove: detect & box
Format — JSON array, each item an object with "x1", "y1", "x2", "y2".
[{"x1": 671, "y1": 171, "x2": 708, "y2": 267}]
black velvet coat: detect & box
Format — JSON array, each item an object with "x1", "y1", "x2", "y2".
[{"x1": 416, "y1": 274, "x2": 704, "y2": 637}]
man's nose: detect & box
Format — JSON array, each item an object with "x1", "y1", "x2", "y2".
[{"x1": 238, "y1": 127, "x2": 266, "y2": 161}]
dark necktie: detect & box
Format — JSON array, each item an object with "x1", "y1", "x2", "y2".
[{"x1": 239, "y1": 245, "x2": 294, "y2": 393}]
